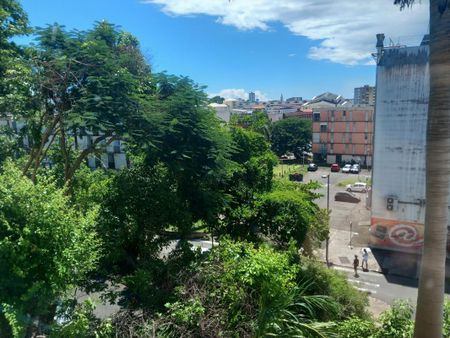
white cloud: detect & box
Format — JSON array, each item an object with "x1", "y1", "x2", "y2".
[
  {"x1": 142, "y1": 0, "x2": 429, "y2": 65},
  {"x1": 209, "y1": 88, "x2": 270, "y2": 101},
  {"x1": 288, "y1": 53, "x2": 296, "y2": 57}
]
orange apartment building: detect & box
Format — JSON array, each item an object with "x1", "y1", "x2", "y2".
[{"x1": 312, "y1": 107, "x2": 374, "y2": 166}]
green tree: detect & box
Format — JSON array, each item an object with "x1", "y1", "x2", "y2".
[
  {"x1": 143, "y1": 74, "x2": 234, "y2": 237},
  {"x1": 218, "y1": 127, "x2": 277, "y2": 241},
  {"x1": 230, "y1": 110, "x2": 272, "y2": 139},
  {"x1": 394, "y1": 1, "x2": 450, "y2": 337},
  {"x1": 271, "y1": 117, "x2": 312, "y2": 159},
  {"x1": 209, "y1": 95, "x2": 224, "y2": 104},
  {"x1": 20, "y1": 21, "x2": 154, "y2": 184},
  {"x1": 0, "y1": 162, "x2": 100, "y2": 336}
]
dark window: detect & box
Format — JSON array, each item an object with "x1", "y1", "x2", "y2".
[
  {"x1": 320, "y1": 124, "x2": 327, "y2": 132},
  {"x1": 313, "y1": 113, "x2": 320, "y2": 122},
  {"x1": 343, "y1": 110, "x2": 346, "y2": 117},
  {"x1": 107, "y1": 153, "x2": 115, "y2": 169}
]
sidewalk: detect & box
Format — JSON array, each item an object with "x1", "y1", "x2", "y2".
[{"x1": 318, "y1": 227, "x2": 383, "y2": 273}]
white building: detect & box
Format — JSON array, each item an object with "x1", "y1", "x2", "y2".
[
  {"x1": 208, "y1": 103, "x2": 231, "y2": 123},
  {"x1": 369, "y1": 34, "x2": 446, "y2": 257}
]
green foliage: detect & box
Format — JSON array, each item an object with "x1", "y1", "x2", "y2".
[
  {"x1": 297, "y1": 258, "x2": 369, "y2": 320},
  {"x1": 336, "y1": 317, "x2": 376, "y2": 338},
  {"x1": 255, "y1": 189, "x2": 317, "y2": 247},
  {"x1": 375, "y1": 301, "x2": 414, "y2": 338},
  {"x1": 444, "y1": 299, "x2": 450, "y2": 337},
  {"x1": 209, "y1": 95, "x2": 224, "y2": 104},
  {"x1": 19, "y1": 21, "x2": 155, "y2": 183},
  {"x1": 51, "y1": 300, "x2": 113, "y2": 338},
  {"x1": 71, "y1": 164, "x2": 112, "y2": 211},
  {"x1": 271, "y1": 118, "x2": 312, "y2": 158},
  {"x1": 230, "y1": 110, "x2": 272, "y2": 139},
  {"x1": 0, "y1": 162, "x2": 101, "y2": 332},
  {"x1": 143, "y1": 74, "x2": 234, "y2": 235},
  {"x1": 159, "y1": 240, "x2": 339, "y2": 338}
]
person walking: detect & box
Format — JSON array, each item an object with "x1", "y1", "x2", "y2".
[
  {"x1": 362, "y1": 249, "x2": 369, "y2": 271},
  {"x1": 353, "y1": 255, "x2": 359, "y2": 277}
]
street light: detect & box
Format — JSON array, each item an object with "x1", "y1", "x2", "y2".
[{"x1": 322, "y1": 173, "x2": 330, "y2": 267}]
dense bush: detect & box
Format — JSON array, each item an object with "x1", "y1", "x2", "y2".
[
  {"x1": 296, "y1": 258, "x2": 370, "y2": 320},
  {"x1": 157, "y1": 240, "x2": 342, "y2": 338}
]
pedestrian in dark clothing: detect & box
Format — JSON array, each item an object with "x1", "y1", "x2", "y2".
[{"x1": 353, "y1": 255, "x2": 359, "y2": 277}]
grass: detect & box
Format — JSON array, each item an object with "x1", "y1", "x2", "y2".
[
  {"x1": 336, "y1": 176, "x2": 372, "y2": 187},
  {"x1": 273, "y1": 164, "x2": 307, "y2": 178}
]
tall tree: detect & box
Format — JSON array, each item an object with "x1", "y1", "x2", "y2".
[
  {"x1": 20, "y1": 21, "x2": 154, "y2": 184},
  {"x1": 395, "y1": 1, "x2": 450, "y2": 337},
  {"x1": 271, "y1": 118, "x2": 312, "y2": 159}
]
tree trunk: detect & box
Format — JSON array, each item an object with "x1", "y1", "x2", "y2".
[{"x1": 414, "y1": 1, "x2": 450, "y2": 337}]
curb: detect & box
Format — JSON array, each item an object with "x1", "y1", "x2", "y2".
[{"x1": 321, "y1": 260, "x2": 385, "y2": 275}]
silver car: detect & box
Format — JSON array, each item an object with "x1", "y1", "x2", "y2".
[{"x1": 346, "y1": 182, "x2": 368, "y2": 193}]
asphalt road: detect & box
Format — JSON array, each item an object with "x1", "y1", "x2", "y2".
[{"x1": 304, "y1": 167, "x2": 371, "y2": 232}]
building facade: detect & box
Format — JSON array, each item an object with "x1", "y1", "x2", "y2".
[
  {"x1": 354, "y1": 85, "x2": 376, "y2": 106},
  {"x1": 248, "y1": 91, "x2": 256, "y2": 103},
  {"x1": 312, "y1": 107, "x2": 374, "y2": 166},
  {"x1": 208, "y1": 103, "x2": 231, "y2": 123},
  {"x1": 369, "y1": 34, "x2": 442, "y2": 256}
]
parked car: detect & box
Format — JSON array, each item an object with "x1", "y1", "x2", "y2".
[
  {"x1": 330, "y1": 163, "x2": 340, "y2": 172},
  {"x1": 334, "y1": 191, "x2": 361, "y2": 203},
  {"x1": 350, "y1": 164, "x2": 360, "y2": 174},
  {"x1": 289, "y1": 173, "x2": 303, "y2": 182},
  {"x1": 346, "y1": 182, "x2": 368, "y2": 193},
  {"x1": 342, "y1": 164, "x2": 352, "y2": 173},
  {"x1": 307, "y1": 163, "x2": 318, "y2": 172}
]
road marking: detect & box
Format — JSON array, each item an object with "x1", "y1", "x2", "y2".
[
  {"x1": 348, "y1": 279, "x2": 380, "y2": 288},
  {"x1": 355, "y1": 287, "x2": 376, "y2": 294},
  {"x1": 332, "y1": 265, "x2": 384, "y2": 278}
]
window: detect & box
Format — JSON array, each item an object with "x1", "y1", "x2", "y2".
[
  {"x1": 343, "y1": 110, "x2": 346, "y2": 117},
  {"x1": 107, "y1": 153, "x2": 115, "y2": 169},
  {"x1": 313, "y1": 113, "x2": 320, "y2": 121},
  {"x1": 320, "y1": 123, "x2": 327, "y2": 132}
]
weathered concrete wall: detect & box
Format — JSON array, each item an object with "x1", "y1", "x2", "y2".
[{"x1": 371, "y1": 45, "x2": 431, "y2": 252}]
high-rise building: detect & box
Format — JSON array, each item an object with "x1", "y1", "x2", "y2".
[
  {"x1": 354, "y1": 85, "x2": 376, "y2": 105},
  {"x1": 248, "y1": 91, "x2": 256, "y2": 103},
  {"x1": 280, "y1": 93, "x2": 284, "y2": 103},
  {"x1": 370, "y1": 34, "x2": 435, "y2": 254}
]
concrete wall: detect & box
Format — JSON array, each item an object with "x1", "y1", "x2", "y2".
[{"x1": 370, "y1": 44, "x2": 432, "y2": 253}]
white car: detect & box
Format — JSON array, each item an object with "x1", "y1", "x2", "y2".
[
  {"x1": 346, "y1": 182, "x2": 368, "y2": 193},
  {"x1": 350, "y1": 164, "x2": 360, "y2": 174},
  {"x1": 342, "y1": 164, "x2": 352, "y2": 173}
]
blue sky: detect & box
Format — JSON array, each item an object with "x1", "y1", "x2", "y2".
[{"x1": 18, "y1": 0, "x2": 428, "y2": 101}]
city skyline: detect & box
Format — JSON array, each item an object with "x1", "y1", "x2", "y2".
[{"x1": 19, "y1": 0, "x2": 428, "y2": 100}]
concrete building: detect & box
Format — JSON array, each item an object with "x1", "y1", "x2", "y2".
[
  {"x1": 354, "y1": 85, "x2": 376, "y2": 106},
  {"x1": 312, "y1": 107, "x2": 374, "y2": 166},
  {"x1": 303, "y1": 92, "x2": 352, "y2": 109},
  {"x1": 369, "y1": 33, "x2": 440, "y2": 256},
  {"x1": 286, "y1": 96, "x2": 303, "y2": 103},
  {"x1": 248, "y1": 91, "x2": 256, "y2": 103},
  {"x1": 224, "y1": 98, "x2": 238, "y2": 109},
  {"x1": 208, "y1": 103, "x2": 231, "y2": 123}
]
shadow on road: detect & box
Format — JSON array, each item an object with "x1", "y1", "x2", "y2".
[{"x1": 371, "y1": 248, "x2": 450, "y2": 292}]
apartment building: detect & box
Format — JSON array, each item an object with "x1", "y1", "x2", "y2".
[
  {"x1": 354, "y1": 85, "x2": 376, "y2": 106},
  {"x1": 312, "y1": 107, "x2": 374, "y2": 166}
]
